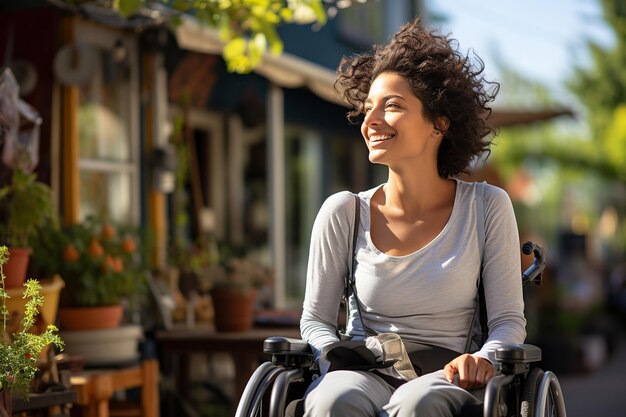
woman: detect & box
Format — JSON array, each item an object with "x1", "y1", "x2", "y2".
[{"x1": 299, "y1": 16, "x2": 526, "y2": 417}]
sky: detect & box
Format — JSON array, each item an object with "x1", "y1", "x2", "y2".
[{"x1": 424, "y1": 0, "x2": 616, "y2": 103}]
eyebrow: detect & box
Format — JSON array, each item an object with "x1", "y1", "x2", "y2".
[{"x1": 364, "y1": 94, "x2": 407, "y2": 104}]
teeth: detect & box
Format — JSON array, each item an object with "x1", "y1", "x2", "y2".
[{"x1": 370, "y1": 134, "x2": 392, "y2": 141}]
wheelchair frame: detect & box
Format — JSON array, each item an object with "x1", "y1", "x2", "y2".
[{"x1": 235, "y1": 243, "x2": 567, "y2": 417}]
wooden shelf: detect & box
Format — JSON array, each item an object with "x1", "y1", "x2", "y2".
[{"x1": 13, "y1": 389, "x2": 77, "y2": 412}]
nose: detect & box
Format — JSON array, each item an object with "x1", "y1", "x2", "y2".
[{"x1": 363, "y1": 105, "x2": 383, "y2": 126}]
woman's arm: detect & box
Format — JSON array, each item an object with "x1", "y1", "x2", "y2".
[
  {"x1": 446, "y1": 184, "x2": 526, "y2": 388},
  {"x1": 476, "y1": 185, "x2": 527, "y2": 360},
  {"x1": 300, "y1": 191, "x2": 357, "y2": 362}
]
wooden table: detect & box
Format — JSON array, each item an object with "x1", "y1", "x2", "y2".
[{"x1": 155, "y1": 326, "x2": 300, "y2": 415}]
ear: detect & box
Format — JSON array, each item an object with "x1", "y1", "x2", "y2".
[{"x1": 434, "y1": 116, "x2": 450, "y2": 134}]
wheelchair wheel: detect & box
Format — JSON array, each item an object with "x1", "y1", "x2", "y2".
[
  {"x1": 235, "y1": 362, "x2": 281, "y2": 417},
  {"x1": 522, "y1": 368, "x2": 567, "y2": 417},
  {"x1": 235, "y1": 362, "x2": 307, "y2": 417},
  {"x1": 521, "y1": 368, "x2": 543, "y2": 417}
]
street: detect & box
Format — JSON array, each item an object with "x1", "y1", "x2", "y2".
[{"x1": 558, "y1": 333, "x2": 626, "y2": 417}]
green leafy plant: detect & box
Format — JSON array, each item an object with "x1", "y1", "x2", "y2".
[
  {"x1": 204, "y1": 241, "x2": 273, "y2": 293},
  {"x1": 114, "y1": 0, "x2": 327, "y2": 73},
  {"x1": 170, "y1": 237, "x2": 272, "y2": 294},
  {"x1": 0, "y1": 170, "x2": 55, "y2": 248},
  {"x1": 0, "y1": 246, "x2": 63, "y2": 397},
  {"x1": 215, "y1": 255, "x2": 273, "y2": 292},
  {"x1": 29, "y1": 217, "x2": 147, "y2": 307}
]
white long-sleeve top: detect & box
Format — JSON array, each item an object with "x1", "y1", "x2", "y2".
[{"x1": 300, "y1": 179, "x2": 526, "y2": 365}]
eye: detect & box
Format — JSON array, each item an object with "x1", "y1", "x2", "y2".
[
  {"x1": 363, "y1": 105, "x2": 373, "y2": 114},
  {"x1": 385, "y1": 102, "x2": 400, "y2": 110}
]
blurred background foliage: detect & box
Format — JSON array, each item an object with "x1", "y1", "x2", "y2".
[
  {"x1": 481, "y1": 1, "x2": 626, "y2": 366},
  {"x1": 490, "y1": 0, "x2": 625, "y2": 257}
]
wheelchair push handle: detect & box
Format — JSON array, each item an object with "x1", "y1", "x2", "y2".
[{"x1": 521, "y1": 241, "x2": 545, "y2": 287}]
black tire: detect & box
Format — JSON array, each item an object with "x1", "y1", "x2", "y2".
[
  {"x1": 521, "y1": 367, "x2": 544, "y2": 417},
  {"x1": 236, "y1": 362, "x2": 284, "y2": 417}
]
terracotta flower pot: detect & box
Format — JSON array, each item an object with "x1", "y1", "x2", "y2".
[
  {"x1": 58, "y1": 305, "x2": 123, "y2": 331},
  {"x1": 210, "y1": 287, "x2": 257, "y2": 332},
  {"x1": 3, "y1": 247, "x2": 32, "y2": 289}
]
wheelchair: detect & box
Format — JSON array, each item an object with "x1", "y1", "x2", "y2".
[{"x1": 235, "y1": 242, "x2": 567, "y2": 417}]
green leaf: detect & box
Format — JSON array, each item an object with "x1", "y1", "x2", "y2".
[
  {"x1": 170, "y1": 14, "x2": 182, "y2": 26},
  {"x1": 249, "y1": 33, "x2": 268, "y2": 63},
  {"x1": 308, "y1": 0, "x2": 327, "y2": 25},
  {"x1": 259, "y1": 21, "x2": 282, "y2": 55},
  {"x1": 218, "y1": 13, "x2": 232, "y2": 41},
  {"x1": 223, "y1": 37, "x2": 256, "y2": 73},
  {"x1": 223, "y1": 37, "x2": 247, "y2": 60},
  {"x1": 604, "y1": 105, "x2": 626, "y2": 174},
  {"x1": 115, "y1": 0, "x2": 143, "y2": 17},
  {"x1": 279, "y1": 8, "x2": 293, "y2": 21}
]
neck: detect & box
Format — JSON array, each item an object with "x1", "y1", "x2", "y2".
[{"x1": 382, "y1": 167, "x2": 455, "y2": 214}]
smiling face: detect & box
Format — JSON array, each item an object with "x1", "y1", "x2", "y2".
[{"x1": 361, "y1": 72, "x2": 442, "y2": 169}]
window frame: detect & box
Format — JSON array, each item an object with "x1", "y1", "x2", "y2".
[{"x1": 68, "y1": 19, "x2": 141, "y2": 225}]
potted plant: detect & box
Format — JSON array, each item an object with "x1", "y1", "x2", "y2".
[
  {"x1": 0, "y1": 245, "x2": 64, "y2": 416},
  {"x1": 207, "y1": 246, "x2": 273, "y2": 332},
  {"x1": 29, "y1": 216, "x2": 148, "y2": 331},
  {"x1": 29, "y1": 218, "x2": 149, "y2": 366},
  {"x1": 0, "y1": 169, "x2": 55, "y2": 288}
]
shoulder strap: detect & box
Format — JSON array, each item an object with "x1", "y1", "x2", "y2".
[
  {"x1": 465, "y1": 181, "x2": 487, "y2": 352},
  {"x1": 347, "y1": 194, "x2": 378, "y2": 336},
  {"x1": 346, "y1": 193, "x2": 360, "y2": 290},
  {"x1": 340, "y1": 194, "x2": 360, "y2": 337}
]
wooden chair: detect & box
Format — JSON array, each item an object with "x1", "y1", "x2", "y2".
[{"x1": 71, "y1": 359, "x2": 159, "y2": 417}]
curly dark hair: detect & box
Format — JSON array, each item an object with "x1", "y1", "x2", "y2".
[{"x1": 335, "y1": 16, "x2": 499, "y2": 178}]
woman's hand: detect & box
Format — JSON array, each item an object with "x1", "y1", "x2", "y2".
[{"x1": 443, "y1": 354, "x2": 494, "y2": 389}]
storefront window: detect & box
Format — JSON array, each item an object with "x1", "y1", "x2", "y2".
[
  {"x1": 75, "y1": 24, "x2": 139, "y2": 225},
  {"x1": 78, "y1": 169, "x2": 132, "y2": 223}
]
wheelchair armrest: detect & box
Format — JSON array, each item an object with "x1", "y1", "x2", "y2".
[
  {"x1": 495, "y1": 343, "x2": 541, "y2": 375},
  {"x1": 495, "y1": 343, "x2": 541, "y2": 363},
  {"x1": 263, "y1": 336, "x2": 312, "y2": 355}
]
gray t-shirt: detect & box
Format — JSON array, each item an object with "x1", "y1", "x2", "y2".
[{"x1": 300, "y1": 179, "x2": 526, "y2": 364}]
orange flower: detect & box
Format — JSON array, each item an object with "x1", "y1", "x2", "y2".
[
  {"x1": 104, "y1": 255, "x2": 124, "y2": 273},
  {"x1": 113, "y1": 257, "x2": 124, "y2": 273},
  {"x1": 88, "y1": 238, "x2": 104, "y2": 257},
  {"x1": 121, "y1": 236, "x2": 136, "y2": 253},
  {"x1": 101, "y1": 223, "x2": 116, "y2": 240},
  {"x1": 63, "y1": 243, "x2": 79, "y2": 262}
]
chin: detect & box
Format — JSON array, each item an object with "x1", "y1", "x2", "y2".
[
  {"x1": 368, "y1": 155, "x2": 389, "y2": 166},
  {"x1": 368, "y1": 149, "x2": 387, "y2": 163}
]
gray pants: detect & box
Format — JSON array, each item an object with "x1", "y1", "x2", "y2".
[{"x1": 303, "y1": 370, "x2": 483, "y2": 417}]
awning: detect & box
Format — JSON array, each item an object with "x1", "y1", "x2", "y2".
[
  {"x1": 487, "y1": 109, "x2": 575, "y2": 128},
  {"x1": 174, "y1": 16, "x2": 344, "y2": 106},
  {"x1": 175, "y1": 17, "x2": 576, "y2": 127}
]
